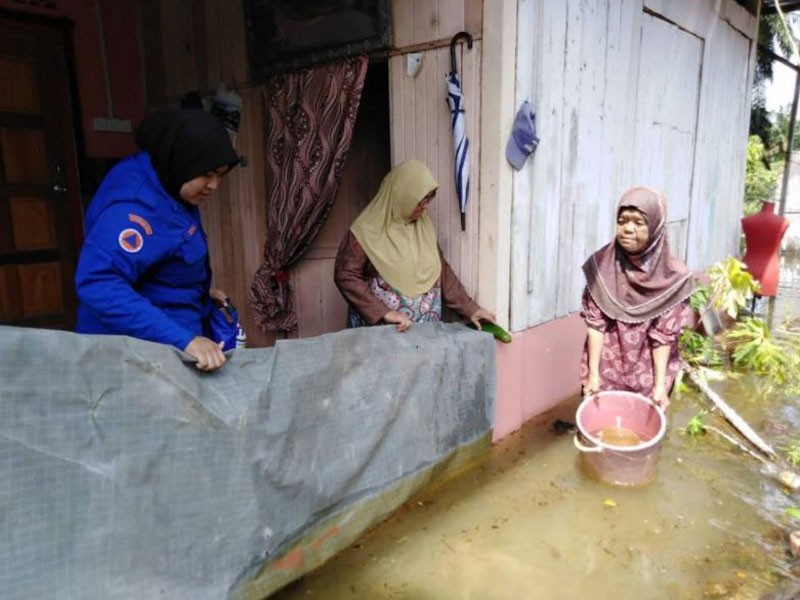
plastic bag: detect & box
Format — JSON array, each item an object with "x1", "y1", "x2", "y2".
[{"x1": 204, "y1": 302, "x2": 238, "y2": 351}]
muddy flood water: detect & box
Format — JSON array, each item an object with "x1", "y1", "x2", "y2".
[{"x1": 274, "y1": 262, "x2": 800, "y2": 600}]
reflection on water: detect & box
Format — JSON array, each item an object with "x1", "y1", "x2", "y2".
[
  {"x1": 771, "y1": 254, "x2": 800, "y2": 330},
  {"x1": 274, "y1": 381, "x2": 800, "y2": 600}
]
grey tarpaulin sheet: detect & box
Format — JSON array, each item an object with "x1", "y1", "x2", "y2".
[{"x1": 0, "y1": 322, "x2": 494, "y2": 599}]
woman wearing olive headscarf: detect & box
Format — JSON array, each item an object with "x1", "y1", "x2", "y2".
[
  {"x1": 334, "y1": 159, "x2": 495, "y2": 332},
  {"x1": 75, "y1": 108, "x2": 241, "y2": 371},
  {"x1": 580, "y1": 187, "x2": 695, "y2": 408}
]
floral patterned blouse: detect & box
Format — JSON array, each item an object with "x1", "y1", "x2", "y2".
[
  {"x1": 334, "y1": 231, "x2": 479, "y2": 327},
  {"x1": 580, "y1": 288, "x2": 691, "y2": 395}
]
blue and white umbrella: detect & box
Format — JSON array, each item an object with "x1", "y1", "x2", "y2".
[{"x1": 446, "y1": 32, "x2": 473, "y2": 232}]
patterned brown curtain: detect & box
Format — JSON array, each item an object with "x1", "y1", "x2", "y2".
[{"x1": 249, "y1": 56, "x2": 368, "y2": 332}]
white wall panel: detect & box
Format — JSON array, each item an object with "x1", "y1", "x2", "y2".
[
  {"x1": 510, "y1": 0, "x2": 568, "y2": 327},
  {"x1": 553, "y1": 0, "x2": 610, "y2": 321},
  {"x1": 510, "y1": 0, "x2": 756, "y2": 332},
  {"x1": 633, "y1": 14, "x2": 703, "y2": 260},
  {"x1": 687, "y1": 19, "x2": 753, "y2": 268}
]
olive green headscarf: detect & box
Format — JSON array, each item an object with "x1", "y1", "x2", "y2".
[{"x1": 350, "y1": 159, "x2": 441, "y2": 297}]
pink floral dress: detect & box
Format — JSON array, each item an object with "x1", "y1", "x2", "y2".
[{"x1": 579, "y1": 288, "x2": 690, "y2": 395}]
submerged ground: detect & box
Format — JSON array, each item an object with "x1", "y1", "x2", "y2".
[{"x1": 274, "y1": 259, "x2": 800, "y2": 600}]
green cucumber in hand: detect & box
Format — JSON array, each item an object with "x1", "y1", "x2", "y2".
[{"x1": 480, "y1": 322, "x2": 512, "y2": 343}]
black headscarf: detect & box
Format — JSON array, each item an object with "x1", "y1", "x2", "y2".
[{"x1": 134, "y1": 108, "x2": 241, "y2": 199}]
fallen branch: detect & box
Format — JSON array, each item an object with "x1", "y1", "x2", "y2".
[
  {"x1": 703, "y1": 425, "x2": 800, "y2": 492},
  {"x1": 704, "y1": 424, "x2": 770, "y2": 465},
  {"x1": 687, "y1": 367, "x2": 779, "y2": 461},
  {"x1": 702, "y1": 424, "x2": 800, "y2": 490}
]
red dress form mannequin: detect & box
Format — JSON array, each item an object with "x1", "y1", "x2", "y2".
[{"x1": 741, "y1": 201, "x2": 789, "y2": 297}]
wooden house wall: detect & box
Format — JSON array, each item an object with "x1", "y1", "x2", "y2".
[
  {"x1": 139, "y1": 0, "x2": 483, "y2": 345},
  {"x1": 140, "y1": 0, "x2": 277, "y2": 346},
  {"x1": 0, "y1": 0, "x2": 145, "y2": 158},
  {"x1": 198, "y1": 87, "x2": 272, "y2": 347},
  {"x1": 389, "y1": 0, "x2": 484, "y2": 299},
  {"x1": 139, "y1": 0, "x2": 249, "y2": 107},
  {"x1": 509, "y1": 0, "x2": 756, "y2": 332}
]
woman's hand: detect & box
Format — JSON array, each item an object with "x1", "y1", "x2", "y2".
[
  {"x1": 651, "y1": 383, "x2": 670, "y2": 410},
  {"x1": 184, "y1": 336, "x2": 227, "y2": 371},
  {"x1": 469, "y1": 307, "x2": 497, "y2": 330},
  {"x1": 582, "y1": 372, "x2": 601, "y2": 397},
  {"x1": 209, "y1": 288, "x2": 229, "y2": 308},
  {"x1": 383, "y1": 310, "x2": 412, "y2": 332}
]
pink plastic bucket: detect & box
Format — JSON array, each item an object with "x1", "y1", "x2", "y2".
[{"x1": 573, "y1": 391, "x2": 667, "y2": 486}]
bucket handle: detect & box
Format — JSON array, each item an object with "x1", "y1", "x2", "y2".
[{"x1": 573, "y1": 434, "x2": 603, "y2": 453}]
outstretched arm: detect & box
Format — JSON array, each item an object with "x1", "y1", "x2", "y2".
[
  {"x1": 440, "y1": 252, "x2": 495, "y2": 327},
  {"x1": 76, "y1": 202, "x2": 226, "y2": 370}
]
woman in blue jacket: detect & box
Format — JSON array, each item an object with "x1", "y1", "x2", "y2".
[{"x1": 75, "y1": 108, "x2": 241, "y2": 371}]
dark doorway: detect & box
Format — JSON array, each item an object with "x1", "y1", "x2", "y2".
[
  {"x1": 290, "y1": 59, "x2": 391, "y2": 338},
  {"x1": 0, "y1": 16, "x2": 82, "y2": 330}
]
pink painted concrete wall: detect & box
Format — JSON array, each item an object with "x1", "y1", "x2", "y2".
[
  {"x1": 0, "y1": 0, "x2": 145, "y2": 158},
  {"x1": 493, "y1": 313, "x2": 586, "y2": 441}
]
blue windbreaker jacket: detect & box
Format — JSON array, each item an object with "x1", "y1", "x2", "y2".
[{"x1": 75, "y1": 152, "x2": 214, "y2": 350}]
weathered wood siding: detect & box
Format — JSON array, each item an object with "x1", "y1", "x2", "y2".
[
  {"x1": 686, "y1": 2, "x2": 754, "y2": 268},
  {"x1": 140, "y1": 0, "x2": 248, "y2": 106},
  {"x1": 140, "y1": 0, "x2": 484, "y2": 343},
  {"x1": 140, "y1": 1, "x2": 392, "y2": 345},
  {"x1": 389, "y1": 0, "x2": 483, "y2": 298},
  {"x1": 391, "y1": 0, "x2": 483, "y2": 47},
  {"x1": 197, "y1": 87, "x2": 275, "y2": 348},
  {"x1": 139, "y1": 0, "x2": 282, "y2": 346},
  {"x1": 510, "y1": 0, "x2": 756, "y2": 331}
]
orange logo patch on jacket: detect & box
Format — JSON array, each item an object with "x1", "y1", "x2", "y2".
[
  {"x1": 128, "y1": 213, "x2": 153, "y2": 235},
  {"x1": 118, "y1": 228, "x2": 144, "y2": 253}
]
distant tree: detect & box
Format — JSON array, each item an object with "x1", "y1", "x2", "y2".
[
  {"x1": 744, "y1": 135, "x2": 780, "y2": 216},
  {"x1": 745, "y1": 13, "x2": 800, "y2": 214},
  {"x1": 750, "y1": 13, "x2": 797, "y2": 152},
  {"x1": 774, "y1": 103, "x2": 799, "y2": 154}
]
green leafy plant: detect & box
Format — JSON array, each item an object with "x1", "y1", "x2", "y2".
[
  {"x1": 672, "y1": 370, "x2": 690, "y2": 394},
  {"x1": 689, "y1": 283, "x2": 710, "y2": 313},
  {"x1": 707, "y1": 258, "x2": 761, "y2": 320},
  {"x1": 681, "y1": 258, "x2": 800, "y2": 397},
  {"x1": 744, "y1": 136, "x2": 780, "y2": 216},
  {"x1": 679, "y1": 328, "x2": 724, "y2": 367},
  {"x1": 725, "y1": 318, "x2": 794, "y2": 383},
  {"x1": 786, "y1": 507, "x2": 800, "y2": 519},
  {"x1": 786, "y1": 441, "x2": 800, "y2": 467},
  {"x1": 684, "y1": 411, "x2": 708, "y2": 436}
]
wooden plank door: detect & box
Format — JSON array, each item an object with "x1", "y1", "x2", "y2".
[
  {"x1": 0, "y1": 17, "x2": 81, "y2": 330},
  {"x1": 632, "y1": 13, "x2": 703, "y2": 261}
]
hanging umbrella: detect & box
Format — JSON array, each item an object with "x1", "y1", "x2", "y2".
[{"x1": 446, "y1": 31, "x2": 473, "y2": 232}]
